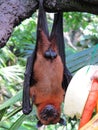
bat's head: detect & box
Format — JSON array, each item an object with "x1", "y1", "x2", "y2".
[{"x1": 37, "y1": 104, "x2": 66, "y2": 127}]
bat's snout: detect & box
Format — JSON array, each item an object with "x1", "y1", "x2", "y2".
[
  {"x1": 40, "y1": 105, "x2": 59, "y2": 120},
  {"x1": 39, "y1": 104, "x2": 60, "y2": 125}
]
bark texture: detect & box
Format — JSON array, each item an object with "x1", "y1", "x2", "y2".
[
  {"x1": 0, "y1": 0, "x2": 38, "y2": 48},
  {"x1": 0, "y1": 0, "x2": 98, "y2": 48}
]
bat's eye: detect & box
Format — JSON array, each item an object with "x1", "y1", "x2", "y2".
[{"x1": 44, "y1": 49, "x2": 57, "y2": 59}]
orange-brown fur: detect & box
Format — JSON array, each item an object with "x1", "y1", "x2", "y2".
[{"x1": 30, "y1": 30, "x2": 64, "y2": 125}]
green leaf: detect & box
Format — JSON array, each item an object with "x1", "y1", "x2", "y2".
[
  {"x1": 9, "y1": 114, "x2": 26, "y2": 130},
  {"x1": 0, "y1": 65, "x2": 24, "y2": 83},
  {"x1": 2, "y1": 107, "x2": 22, "y2": 121},
  {"x1": 0, "y1": 90, "x2": 22, "y2": 110},
  {"x1": 0, "y1": 108, "x2": 7, "y2": 121}
]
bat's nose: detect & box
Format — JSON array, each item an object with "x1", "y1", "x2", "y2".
[
  {"x1": 44, "y1": 105, "x2": 57, "y2": 116},
  {"x1": 40, "y1": 105, "x2": 59, "y2": 121},
  {"x1": 45, "y1": 105, "x2": 57, "y2": 117},
  {"x1": 45, "y1": 105, "x2": 54, "y2": 113}
]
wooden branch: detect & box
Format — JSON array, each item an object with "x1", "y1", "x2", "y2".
[
  {"x1": 44, "y1": 0, "x2": 98, "y2": 14},
  {"x1": 0, "y1": 0, "x2": 38, "y2": 48},
  {"x1": 0, "y1": 0, "x2": 98, "y2": 48},
  {"x1": 83, "y1": 0, "x2": 98, "y2": 5}
]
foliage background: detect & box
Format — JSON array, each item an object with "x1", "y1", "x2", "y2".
[{"x1": 0, "y1": 12, "x2": 98, "y2": 130}]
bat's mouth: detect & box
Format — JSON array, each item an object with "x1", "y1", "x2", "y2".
[
  {"x1": 37, "y1": 104, "x2": 66, "y2": 127},
  {"x1": 37, "y1": 117, "x2": 66, "y2": 127}
]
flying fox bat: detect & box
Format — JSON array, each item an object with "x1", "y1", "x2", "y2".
[{"x1": 22, "y1": 0, "x2": 72, "y2": 127}]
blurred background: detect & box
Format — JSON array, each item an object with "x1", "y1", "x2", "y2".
[{"x1": 0, "y1": 12, "x2": 98, "y2": 130}]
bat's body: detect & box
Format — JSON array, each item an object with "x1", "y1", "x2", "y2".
[
  {"x1": 30, "y1": 30, "x2": 64, "y2": 125},
  {"x1": 22, "y1": 0, "x2": 72, "y2": 126}
]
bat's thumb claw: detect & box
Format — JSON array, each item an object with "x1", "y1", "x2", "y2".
[
  {"x1": 37, "y1": 120, "x2": 43, "y2": 128},
  {"x1": 22, "y1": 107, "x2": 32, "y2": 115},
  {"x1": 59, "y1": 118, "x2": 66, "y2": 126}
]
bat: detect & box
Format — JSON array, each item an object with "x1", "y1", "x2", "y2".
[{"x1": 22, "y1": 0, "x2": 72, "y2": 127}]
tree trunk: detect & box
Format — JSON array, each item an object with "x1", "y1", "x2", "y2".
[{"x1": 0, "y1": 0, "x2": 98, "y2": 48}]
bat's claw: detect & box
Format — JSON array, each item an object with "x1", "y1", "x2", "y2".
[
  {"x1": 22, "y1": 104, "x2": 32, "y2": 115},
  {"x1": 59, "y1": 118, "x2": 66, "y2": 126},
  {"x1": 37, "y1": 120, "x2": 43, "y2": 128},
  {"x1": 23, "y1": 107, "x2": 32, "y2": 115}
]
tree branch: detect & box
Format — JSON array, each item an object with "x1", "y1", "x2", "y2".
[
  {"x1": 44, "y1": 0, "x2": 98, "y2": 14},
  {"x1": 0, "y1": 0, "x2": 38, "y2": 48},
  {"x1": 0, "y1": 0, "x2": 98, "y2": 48}
]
